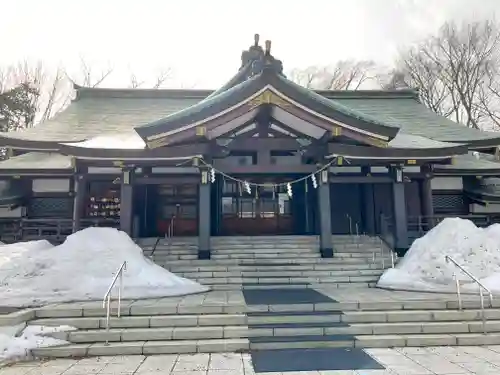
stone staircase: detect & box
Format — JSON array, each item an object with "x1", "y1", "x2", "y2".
[
  {"x1": 143, "y1": 235, "x2": 392, "y2": 290},
  {"x1": 29, "y1": 302, "x2": 249, "y2": 357},
  {"x1": 2, "y1": 235, "x2": 495, "y2": 359},
  {"x1": 25, "y1": 294, "x2": 500, "y2": 358},
  {"x1": 244, "y1": 298, "x2": 500, "y2": 350}
]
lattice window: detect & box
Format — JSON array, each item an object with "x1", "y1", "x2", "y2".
[
  {"x1": 432, "y1": 193, "x2": 466, "y2": 214},
  {"x1": 28, "y1": 198, "x2": 73, "y2": 218}
]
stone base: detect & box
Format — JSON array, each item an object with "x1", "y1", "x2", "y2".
[
  {"x1": 320, "y1": 247, "x2": 333, "y2": 258},
  {"x1": 198, "y1": 249, "x2": 211, "y2": 260}
]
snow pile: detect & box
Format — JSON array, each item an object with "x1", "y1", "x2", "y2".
[
  {"x1": 0, "y1": 227, "x2": 209, "y2": 306},
  {"x1": 377, "y1": 217, "x2": 500, "y2": 293},
  {"x1": 0, "y1": 325, "x2": 74, "y2": 365}
]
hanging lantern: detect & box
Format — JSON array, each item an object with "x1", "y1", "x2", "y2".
[
  {"x1": 311, "y1": 173, "x2": 318, "y2": 189},
  {"x1": 287, "y1": 183, "x2": 293, "y2": 198},
  {"x1": 210, "y1": 168, "x2": 216, "y2": 183}
]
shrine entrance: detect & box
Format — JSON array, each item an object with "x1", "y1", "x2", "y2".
[{"x1": 219, "y1": 179, "x2": 294, "y2": 236}]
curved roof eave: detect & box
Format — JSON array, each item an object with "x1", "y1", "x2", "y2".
[
  {"x1": 0, "y1": 135, "x2": 61, "y2": 151},
  {"x1": 134, "y1": 69, "x2": 403, "y2": 144}
]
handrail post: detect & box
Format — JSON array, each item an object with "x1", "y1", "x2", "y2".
[
  {"x1": 118, "y1": 270, "x2": 123, "y2": 318},
  {"x1": 380, "y1": 237, "x2": 385, "y2": 269},
  {"x1": 102, "y1": 261, "x2": 127, "y2": 346},
  {"x1": 453, "y1": 272, "x2": 462, "y2": 310},
  {"x1": 105, "y1": 294, "x2": 111, "y2": 345},
  {"x1": 355, "y1": 223, "x2": 360, "y2": 248},
  {"x1": 480, "y1": 286, "x2": 486, "y2": 334},
  {"x1": 446, "y1": 255, "x2": 493, "y2": 335}
]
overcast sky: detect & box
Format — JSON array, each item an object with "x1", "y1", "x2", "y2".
[{"x1": 2, "y1": 0, "x2": 499, "y2": 88}]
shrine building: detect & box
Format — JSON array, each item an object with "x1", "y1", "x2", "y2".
[{"x1": 1, "y1": 35, "x2": 500, "y2": 258}]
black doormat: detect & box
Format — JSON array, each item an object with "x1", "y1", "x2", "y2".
[
  {"x1": 250, "y1": 348, "x2": 385, "y2": 373},
  {"x1": 242, "y1": 288, "x2": 336, "y2": 305}
]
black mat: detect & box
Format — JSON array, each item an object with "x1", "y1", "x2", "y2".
[
  {"x1": 250, "y1": 348, "x2": 385, "y2": 373},
  {"x1": 242, "y1": 288, "x2": 336, "y2": 305}
]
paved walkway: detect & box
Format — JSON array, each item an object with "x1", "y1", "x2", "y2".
[
  {"x1": 34, "y1": 287, "x2": 484, "y2": 313},
  {"x1": 4, "y1": 346, "x2": 500, "y2": 374}
]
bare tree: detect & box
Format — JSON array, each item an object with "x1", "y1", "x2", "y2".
[
  {"x1": 78, "y1": 56, "x2": 114, "y2": 88},
  {"x1": 388, "y1": 19, "x2": 500, "y2": 129},
  {"x1": 0, "y1": 60, "x2": 71, "y2": 127},
  {"x1": 152, "y1": 67, "x2": 172, "y2": 89},
  {"x1": 129, "y1": 73, "x2": 145, "y2": 89},
  {"x1": 289, "y1": 60, "x2": 378, "y2": 90}
]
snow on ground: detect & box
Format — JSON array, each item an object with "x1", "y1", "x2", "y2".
[
  {"x1": 378, "y1": 217, "x2": 500, "y2": 293},
  {"x1": 0, "y1": 325, "x2": 74, "y2": 365},
  {"x1": 0, "y1": 227, "x2": 209, "y2": 307}
]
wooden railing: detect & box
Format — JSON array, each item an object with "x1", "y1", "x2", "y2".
[{"x1": 0, "y1": 218, "x2": 120, "y2": 244}]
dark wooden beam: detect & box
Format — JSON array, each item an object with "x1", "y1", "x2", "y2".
[
  {"x1": 329, "y1": 175, "x2": 393, "y2": 183},
  {"x1": 213, "y1": 163, "x2": 317, "y2": 174},
  {"x1": 225, "y1": 138, "x2": 302, "y2": 151},
  {"x1": 327, "y1": 142, "x2": 467, "y2": 159},
  {"x1": 135, "y1": 176, "x2": 199, "y2": 185},
  {"x1": 60, "y1": 142, "x2": 210, "y2": 160}
]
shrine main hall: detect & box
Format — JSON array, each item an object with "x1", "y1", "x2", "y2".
[{"x1": 1, "y1": 35, "x2": 500, "y2": 258}]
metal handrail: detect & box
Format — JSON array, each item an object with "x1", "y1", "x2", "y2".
[
  {"x1": 150, "y1": 236, "x2": 161, "y2": 260},
  {"x1": 102, "y1": 261, "x2": 127, "y2": 345},
  {"x1": 165, "y1": 215, "x2": 176, "y2": 239},
  {"x1": 445, "y1": 255, "x2": 493, "y2": 334}
]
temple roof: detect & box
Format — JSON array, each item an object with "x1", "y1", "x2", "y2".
[
  {"x1": 2, "y1": 86, "x2": 498, "y2": 151},
  {"x1": 1, "y1": 35, "x2": 500, "y2": 155},
  {"x1": 434, "y1": 152, "x2": 500, "y2": 175},
  {"x1": 0, "y1": 152, "x2": 73, "y2": 175}
]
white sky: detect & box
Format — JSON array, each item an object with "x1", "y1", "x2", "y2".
[{"x1": 1, "y1": 0, "x2": 499, "y2": 88}]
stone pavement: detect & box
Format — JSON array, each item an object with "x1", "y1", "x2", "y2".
[
  {"x1": 38, "y1": 286, "x2": 485, "y2": 314},
  {"x1": 5, "y1": 346, "x2": 500, "y2": 374}
]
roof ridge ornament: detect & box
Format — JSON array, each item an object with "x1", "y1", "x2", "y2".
[{"x1": 240, "y1": 34, "x2": 283, "y2": 77}]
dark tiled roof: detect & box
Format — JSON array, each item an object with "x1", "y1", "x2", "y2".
[
  {"x1": 1, "y1": 86, "x2": 500, "y2": 148},
  {"x1": 334, "y1": 97, "x2": 500, "y2": 145},
  {"x1": 0, "y1": 152, "x2": 73, "y2": 170},
  {"x1": 0, "y1": 95, "x2": 202, "y2": 143},
  {"x1": 435, "y1": 152, "x2": 500, "y2": 173}
]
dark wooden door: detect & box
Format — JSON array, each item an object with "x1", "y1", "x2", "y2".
[
  {"x1": 221, "y1": 181, "x2": 293, "y2": 235},
  {"x1": 156, "y1": 184, "x2": 198, "y2": 236},
  {"x1": 330, "y1": 183, "x2": 363, "y2": 234}
]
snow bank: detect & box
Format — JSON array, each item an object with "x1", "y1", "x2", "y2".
[
  {"x1": 377, "y1": 217, "x2": 500, "y2": 293},
  {"x1": 0, "y1": 325, "x2": 74, "y2": 365},
  {"x1": 0, "y1": 227, "x2": 209, "y2": 307}
]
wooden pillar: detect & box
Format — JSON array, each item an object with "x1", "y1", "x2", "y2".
[
  {"x1": 391, "y1": 167, "x2": 408, "y2": 250},
  {"x1": 318, "y1": 169, "x2": 333, "y2": 258},
  {"x1": 420, "y1": 166, "x2": 434, "y2": 230},
  {"x1": 362, "y1": 183, "x2": 376, "y2": 235},
  {"x1": 198, "y1": 169, "x2": 211, "y2": 259},
  {"x1": 120, "y1": 168, "x2": 134, "y2": 235},
  {"x1": 72, "y1": 174, "x2": 86, "y2": 232}
]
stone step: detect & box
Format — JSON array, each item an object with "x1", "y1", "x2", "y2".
[
  {"x1": 167, "y1": 264, "x2": 384, "y2": 272},
  {"x1": 159, "y1": 258, "x2": 389, "y2": 266},
  {"x1": 247, "y1": 309, "x2": 500, "y2": 325},
  {"x1": 248, "y1": 320, "x2": 500, "y2": 336},
  {"x1": 34, "y1": 304, "x2": 246, "y2": 319},
  {"x1": 148, "y1": 244, "x2": 385, "y2": 252},
  {"x1": 177, "y1": 270, "x2": 384, "y2": 278},
  {"x1": 31, "y1": 338, "x2": 250, "y2": 357},
  {"x1": 30, "y1": 314, "x2": 247, "y2": 329},
  {"x1": 210, "y1": 282, "x2": 376, "y2": 290},
  {"x1": 247, "y1": 332, "x2": 500, "y2": 350},
  {"x1": 194, "y1": 276, "x2": 380, "y2": 285},
  {"x1": 58, "y1": 325, "x2": 249, "y2": 343},
  {"x1": 153, "y1": 252, "x2": 387, "y2": 260}
]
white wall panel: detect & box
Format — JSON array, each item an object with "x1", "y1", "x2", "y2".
[{"x1": 32, "y1": 179, "x2": 70, "y2": 193}]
